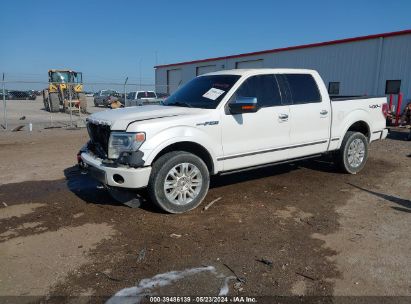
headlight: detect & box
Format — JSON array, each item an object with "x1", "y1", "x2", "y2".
[{"x1": 108, "y1": 132, "x2": 145, "y2": 159}]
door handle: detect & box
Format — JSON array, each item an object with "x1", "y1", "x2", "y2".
[
  {"x1": 279, "y1": 113, "x2": 289, "y2": 120},
  {"x1": 320, "y1": 110, "x2": 328, "y2": 115}
]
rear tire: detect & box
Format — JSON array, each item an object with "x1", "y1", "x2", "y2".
[
  {"x1": 78, "y1": 93, "x2": 87, "y2": 113},
  {"x1": 147, "y1": 151, "x2": 210, "y2": 214},
  {"x1": 49, "y1": 92, "x2": 60, "y2": 113},
  {"x1": 43, "y1": 98, "x2": 50, "y2": 111},
  {"x1": 43, "y1": 90, "x2": 50, "y2": 111},
  {"x1": 334, "y1": 131, "x2": 368, "y2": 174}
]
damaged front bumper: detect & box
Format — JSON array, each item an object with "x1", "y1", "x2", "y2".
[{"x1": 80, "y1": 150, "x2": 151, "y2": 189}]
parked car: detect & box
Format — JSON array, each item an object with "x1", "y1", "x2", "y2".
[
  {"x1": 7, "y1": 90, "x2": 36, "y2": 100},
  {"x1": 26, "y1": 90, "x2": 41, "y2": 96},
  {"x1": 93, "y1": 90, "x2": 119, "y2": 107},
  {"x1": 125, "y1": 91, "x2": 160, "y2": 106},
  {"x1": 80, "y1": 69, "x2": 388, "y2": 213},
  {"x1": 85, "y1": 92, "x2": 95, "y2": 97},
  {"x1": 26, "y1": 90, "x2": 37, "y2": 100}
]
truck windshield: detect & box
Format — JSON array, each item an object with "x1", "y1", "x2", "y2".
[
  {"x1": 164, "y1": 75, "x2": 240, "y2": 109},
  {"x1": 50, "y1": 72, "x2": 70, "y2": 83}
]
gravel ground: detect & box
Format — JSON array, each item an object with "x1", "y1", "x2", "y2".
[{"x1": 0, "y1": 127, "x2": 410, "y2": 303}]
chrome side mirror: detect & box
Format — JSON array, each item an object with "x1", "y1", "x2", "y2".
[{"x1": 229, "y1": 96, "x2": 259, "y2": 114}]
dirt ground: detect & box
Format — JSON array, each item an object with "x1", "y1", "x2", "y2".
[{"x1": 0, "y1": 127, "x2": 410, "y2": 303}]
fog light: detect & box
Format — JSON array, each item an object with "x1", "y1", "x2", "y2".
[{"x1": 113, "y1": 174, "x2": 124, "y2": 184}]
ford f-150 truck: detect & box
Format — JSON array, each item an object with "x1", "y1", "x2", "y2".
[{"x1": 80, "y1": 69, "x2": 388, "y2": 213}]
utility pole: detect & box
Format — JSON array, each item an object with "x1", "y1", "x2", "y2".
[
  {"x1": 2, "y1": 73, "x2": 7, "y2": 130},
  {"x1": 123, "y1": 76, "x2": 128, "y2": 106},
  {"x1": 139, "y1": 58, "x2": 142, "y2": 90}
]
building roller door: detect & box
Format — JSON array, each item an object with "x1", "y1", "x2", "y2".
[
  {"x1": 196, "y1": 65, "x2": 217, "y2": 76},
  {"x1": 167, "y1": 69, "x2": 182, "y2": 94},
  {"x1": 235, "y1": 59, "x2": 263, "y2": 69}
]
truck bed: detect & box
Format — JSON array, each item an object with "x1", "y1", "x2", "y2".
[
  {"x1": 330, "y1": 95, "x2": 385, "y2": 101},
  {"x1": 328, "y1": 96, "x2": 387, "y2": 151}
]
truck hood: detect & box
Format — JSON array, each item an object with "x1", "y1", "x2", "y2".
[{"x1": 87, "y1": 105, "x2": 206, "y2": 130}]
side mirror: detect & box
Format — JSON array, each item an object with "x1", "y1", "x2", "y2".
[{"x1": 229, "y1": 96, "x2": 259, "y2": 114}]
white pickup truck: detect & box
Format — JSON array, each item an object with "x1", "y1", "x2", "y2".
[
  {"x1": 125, "y1": 91, "x2": 158, "y2": 107},
  {"x1": 80, "y1": 69, "x2": 388, "y2": 213}
]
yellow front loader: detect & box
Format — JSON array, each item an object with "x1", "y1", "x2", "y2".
[{"x1": 43, "y1": 70, "x2": 87, "y2": 113}]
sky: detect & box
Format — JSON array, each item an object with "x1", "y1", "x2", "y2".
[{"x1": 0, "y1": 0, "x2": 410, "y2": 87}]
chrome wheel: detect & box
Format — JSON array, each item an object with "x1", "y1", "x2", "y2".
[
  {"x1": 164, "y1": 163, "x2": 203, "y2": 205},
  {"x1": 347, "y1": 138, "x2": 365, "y2": 168}
]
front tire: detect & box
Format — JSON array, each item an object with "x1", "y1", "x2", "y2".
[
  {"x1": 334, "y1": 131, "x2": 368, "y2": 174},
  {"x1": 49, "y1": 92, "x2": 60, "y2": 113},
  {"x1": 148, "y1": 151, "x2": 210, "y2": 213}
]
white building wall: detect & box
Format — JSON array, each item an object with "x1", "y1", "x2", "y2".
[{"x1": 155, "y1": 33, "x2": 411, "y2": 107}]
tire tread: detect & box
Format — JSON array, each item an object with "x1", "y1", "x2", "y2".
[
  {"x1": 334, "y1": 131, "x2": 368, "y2": 174},
  {"x1": 147, "y1": 151, "x2": 210, "y2": 213}
]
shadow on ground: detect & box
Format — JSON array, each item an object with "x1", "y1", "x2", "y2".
[
  {"x1": 211, "y1": 162, "x2": 299, "y2": 188},
  {"x1": 64, "y1": 157, "x2": 336, "y2": 212},
  {"x1": 349, "y1": 183, "x2": 411, "y2": 213},
  {"x1": 64, "y1": 166, "x2": 121, "y2": 206},
  {"x1": 63, "y1": 166, "x2": 160, "y2": 212},
  {"x1": 387, "y1": 128, "x2": 411, "y2": 141}
]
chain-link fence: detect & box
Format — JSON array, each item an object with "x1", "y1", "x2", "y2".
[{"x1": 1, "y1": 73, "x2": 171, "y2": 132}]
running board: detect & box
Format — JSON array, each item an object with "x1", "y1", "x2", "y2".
[{"x1": 219, "y1": 154, "x2": 323, "y2": 176}]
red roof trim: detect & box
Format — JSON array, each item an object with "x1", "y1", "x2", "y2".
[{"x1": 154, "y1": 29, "x2": 411, "y2": 69}]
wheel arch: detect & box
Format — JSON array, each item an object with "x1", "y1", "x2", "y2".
[
  {"x1": 147, "y1": 141, "x2": 216, "y2": 174},
  {"x1": 346, "y1": 120, "x2": 371, "y2": 141}
]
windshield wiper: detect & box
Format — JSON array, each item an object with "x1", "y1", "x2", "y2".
[{"x1": 169, "y1": 101, "x2": 192, "y2": 108}]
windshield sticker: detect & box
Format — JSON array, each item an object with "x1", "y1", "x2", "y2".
[{"x1": 202, "y1": 88, "x2": 225, "y2": 100}]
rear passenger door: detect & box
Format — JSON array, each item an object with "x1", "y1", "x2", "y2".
[{"x1": 278, "y1": 73, "x2": 331, "y2": 158}]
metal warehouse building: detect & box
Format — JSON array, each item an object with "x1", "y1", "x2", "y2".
[{"x1": 155, "y1": 29, "x2": 411, "y2": 108}]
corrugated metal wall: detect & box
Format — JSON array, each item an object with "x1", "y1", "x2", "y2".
[
  {"x1": 155, "y1": 34, "x2": 411, "y2": 107},
  {"x1": 377, "y1": 35, "x2": 411, "y2": 100}
]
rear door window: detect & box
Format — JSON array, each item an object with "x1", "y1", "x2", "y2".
[
  {"x1": 137, "y1": 92, "x2": 147, "y2": 98},
  {"x1": 284, "y1": 74, "x2": 321, "y2": 104}
]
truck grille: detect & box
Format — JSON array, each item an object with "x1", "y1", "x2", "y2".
[{"x1": 87, "y1": 122, "x2": 110, "y2": 158}]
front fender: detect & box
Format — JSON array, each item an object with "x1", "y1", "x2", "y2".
[{"x1": 140, "y1": 126, "x2": 222, "y2": 174}]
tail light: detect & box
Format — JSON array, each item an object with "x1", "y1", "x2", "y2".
[{"x1": 382, "y1": 103, "x2": 388, "y2": 118}]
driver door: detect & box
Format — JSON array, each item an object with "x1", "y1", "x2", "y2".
[{"x1": 220, "y1": 74, "x2": 291, "y2": 171}]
